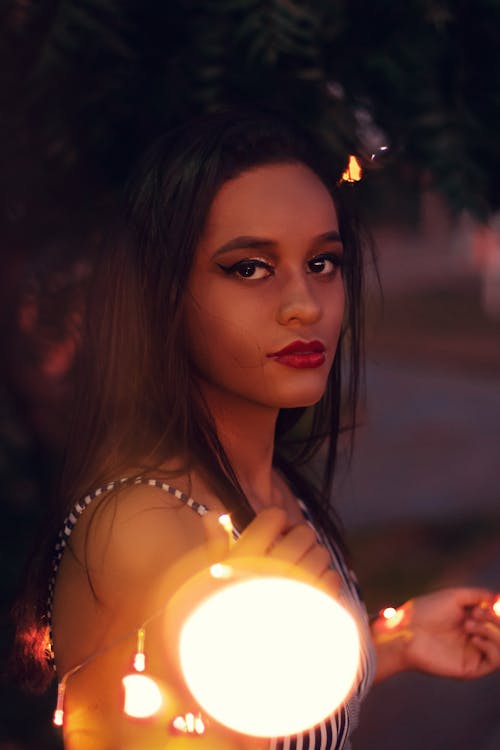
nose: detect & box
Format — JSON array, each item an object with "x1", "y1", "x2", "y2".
[{"x1": 275, "y1": 273, "x2": 322, "y2": 327}]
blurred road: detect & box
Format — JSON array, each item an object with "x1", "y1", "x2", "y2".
[
  {"x1": 342, "y1": 218, "x2": 500, "y2": 750},
  {"x1": 336, "y1": 358, "x2": 500, "y2": 530}
]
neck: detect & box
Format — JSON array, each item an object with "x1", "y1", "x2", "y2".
[{"x1": 196, "y1": 382, "x2": 285, "y2": 511}]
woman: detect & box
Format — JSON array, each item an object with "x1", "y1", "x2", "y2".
[{"x1": 15, "y1": 109, "x2": 500, "y2": 749}]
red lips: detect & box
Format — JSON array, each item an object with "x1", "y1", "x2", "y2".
[
  {"x1": 267, "y1": 340, "x2": 326, "y2": 369},
  {"x1": 268, "y1": 340, "x2": 325, "y2": 357}
]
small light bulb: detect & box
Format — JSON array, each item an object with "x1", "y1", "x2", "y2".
[
  {"x1": 122, "y1": 673, "x2": 162, "y2": 719},
  {"x1": 381, "y1": 607, "x2": 405, "y2": 629},
  {"x1": 171, "y1": 712, "x2": 206, "y2": 735},
  {"x1": 218, "y1": 514, "x2": 233, "y2": 534},
  {"x1": 341, "y1": 155, "x2": 362, "y2": 183},
  {"x1": 382, "y1": 607, "x2": 397, "y2": 619},
  {"x1": 210, "y1": 563, "x2": 233, "y2": 579},
  {"x1": 493, "y1": 597, "x2": 500, "y2": 617},
  {"x1": 132, "y1": 628, "x2": 146, "y2": 672},
  {"x1": 194, "y1": 713, "x2": 206, "y2": 735},
  {"x1": 133, "y1": 652, "x2": 146, "y2": 672},
  {"x1": 172, "y1": 715, "x2": 187, "y2": 733},
  {"x1": 218, "y1": 513, "x2": 236, "y2": 546},
  {"x1": 53, "y1": 681, "x2": 66, "y2": 726}
]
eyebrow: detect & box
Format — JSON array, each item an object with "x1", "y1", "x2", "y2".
[{"x1": 211, "y1": 231, "x2": 343, "y2": 258}]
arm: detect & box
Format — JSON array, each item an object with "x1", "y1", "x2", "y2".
[
  {"x1": 54, "y1": 491, "x2": 340, "y2": 749},
  {"x1": 54, "y1": 485, "x2": 260, "y2": 750},
  {"x1": 371, "y1": 587, "x2": 500, "y2": 684}
]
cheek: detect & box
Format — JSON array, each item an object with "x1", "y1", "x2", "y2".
[
  {"x1": 322, "y1": 280, "x2": 345, "y2": 337},
  {"x1": 184, "y1": 295, "x2": 266, "y2": 375}
]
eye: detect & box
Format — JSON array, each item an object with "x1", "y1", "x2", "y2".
[
  {"x1": 217, "y1": 259, "x2": 274, "y2": 280},
  {"x1": 307, "y1": 253, "x2": 343, "y2": 276}
]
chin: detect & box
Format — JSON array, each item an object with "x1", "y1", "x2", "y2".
[{"x1": 273, "y1": 385, "x2": 327, "y2": 410}]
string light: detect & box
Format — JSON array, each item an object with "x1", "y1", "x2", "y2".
[
  {"x1": 171, "y1": 712, "x2": 206, "y2": 736},
  {"x1": 133, "y1": 628, "x2": 146, "y2": 672},
  {"x1": 209, "y1": 562, "x2": 233, "y2": 579},
  {"x1": 380, "y1": 606, "x2": 405, "y2": 630},
  {"x1": 341, "y1": 155, "x2": 362, "y2": 183},
  {"x1": 52, "y1": 666, "x2": 83, "y2": 727},
  {"x1": 52, "y1": 681, "x2": 66, "y2": 727},
  {"x1": 382, "y1": 607, "x2": 397, "y2": 619},
  {"x1": 122, "y1": 628, "x2": 163, "y2": 719},
  {"x1": 218, "y1": 513, "x2": 236, "y2": 545},
  {"x1": 492, "y1": 596, "x2": 500, "y2": 617},
  {"x1": 53, "y1": 556, "x2": 362, "y2": 739}
]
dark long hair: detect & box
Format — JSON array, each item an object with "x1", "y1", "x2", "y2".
[{"x1": 14, "y1": 108, "x2": 367, "y2": 692}]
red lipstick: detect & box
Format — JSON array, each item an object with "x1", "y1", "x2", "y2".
[{"x1": 267, "y1": 340, "x2": 326, "y2": 369}]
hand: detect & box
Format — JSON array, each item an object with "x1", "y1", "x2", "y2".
[
  {"x1": 226, "y1": 507, "x2": 341, "y2": 599},
  {"x1": 400, "y1": 587, "x2": 500, "y2": 679}
]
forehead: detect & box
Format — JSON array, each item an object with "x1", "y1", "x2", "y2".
[{"x1": 202, "y1": 162, "x2": 338, "y2": 241}]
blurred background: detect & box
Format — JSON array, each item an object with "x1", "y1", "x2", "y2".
[{"x1": 0, "y1": 1, "x2": 499, "y2": 748}]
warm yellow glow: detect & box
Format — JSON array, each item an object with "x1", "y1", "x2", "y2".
[
  {"x1": 381, "y1": 607, "x2": 405, "y2": 629},
  {"x1": 178, "y1": 576, "x2": 360, "y2": 737},
  {"x1": 122, "y1": 673, "x2": 163, "y2": 719},
  {"x1": 210, "y1": 563, "x2": 233, "y2": 579},
  {"x1": 341, "y1": 155, "x2": 362, "y2": 183},
  {"x1": 53, "y1": 708, "x2": 64, "y2": 727},
  {"x1": 493, "y1": 597, "x2": 500, "y2": 617}
]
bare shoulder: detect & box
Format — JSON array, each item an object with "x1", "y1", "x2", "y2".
[
  {"x1": 51, "y1": 477, "x2": 256, "y2": 750},
  {"x1": 65, "y1": 478, "x2": 227, "y2": 599},
  {"x1": 52, "y1": 476, "x2": 228, "y2": 670}
]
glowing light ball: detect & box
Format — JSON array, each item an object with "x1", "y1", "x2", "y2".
[
  {"x1": 165, "y1": 564, "x2": 360, "y2": 738},
  {"x1": 493, "y1": 597, "x2": 500, "y2": 618}
]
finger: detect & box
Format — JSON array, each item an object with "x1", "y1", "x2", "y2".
[
  {"x1": 465, "y1": 618, "x2": 500, "y2": 646},
  {"x1": 319, "y1": 569, "x2": 342, "y2": 599},
  {"x1": 470, "y1": 603, "x2": 500, "y2": 624},
  {"x1": 268, "y1": 523, "x2": 317, "y2": 564},
  {"x1": 296, "y1": 543, "x2": 332, "y2": 580},
  {"x1": 469, "y1": 635, "x2": 500, "y2": 674},
  {"x1": 453, "y1": 587, "x2": 496, "y2": 609},
  {"x1": 230, "y1": 507, "x2": 289, "y2": 557}
]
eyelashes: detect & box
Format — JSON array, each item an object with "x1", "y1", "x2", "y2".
[
  {"x1": 216, "y1": 259, "x2": 273, "y2": 280},
  {"x1": 216, "y1": 253, "x2": 344, "y2": 281},
  {"x1": 307, "y1": 253, "x2": 344, "y2": 275}
]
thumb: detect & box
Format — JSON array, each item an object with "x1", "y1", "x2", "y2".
[
  {"x1": 452, "y1": 587, "x2": 495, "y2": 608},
  {"x1": 319, "y1": 568, "x2": 343, "y2": 600}
]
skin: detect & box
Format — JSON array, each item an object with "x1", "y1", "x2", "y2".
[
  {"x1": 52, "y1": 162, "x2": 500, "y2": 750},
  {"x1": 184, "y1": 162, "x2": 345, "y2": 511}
]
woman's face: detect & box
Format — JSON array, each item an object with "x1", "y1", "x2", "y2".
[{"x1": 184, "y1": 162, "x2": 345, "y2": 412}]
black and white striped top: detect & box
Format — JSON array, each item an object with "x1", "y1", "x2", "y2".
[{"x1": 47, "y1": 477, "x2": 376, "y2": 750}]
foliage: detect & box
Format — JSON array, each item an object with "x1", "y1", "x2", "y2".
[{"x1": 1, "y1": 0, "x2": 500, "y2": 248}]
